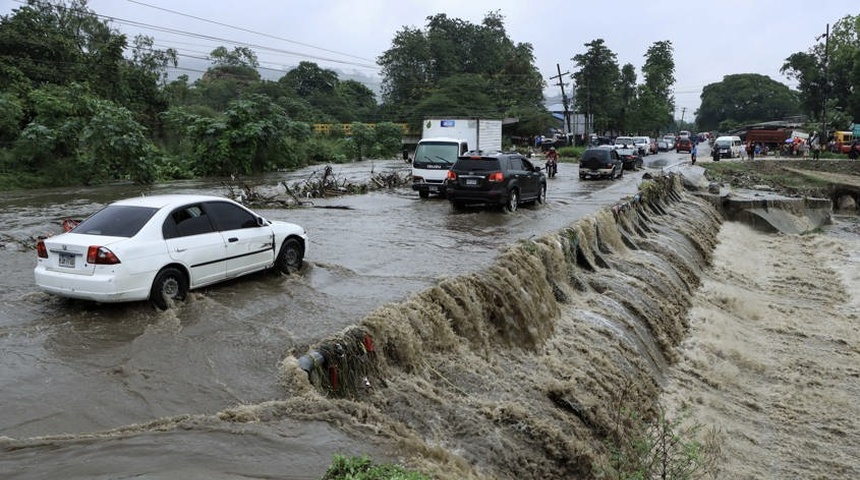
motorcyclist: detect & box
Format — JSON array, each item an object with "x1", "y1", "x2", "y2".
[{"x1": 545, "y1": 147, "x2": 558, "y2": 178}]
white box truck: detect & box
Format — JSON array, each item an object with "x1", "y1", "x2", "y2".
[{"x1": 411, "y1": 118, "x2": 503, "y2": 198}]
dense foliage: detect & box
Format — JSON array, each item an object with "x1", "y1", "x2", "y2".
[
  {"x1": 1, "y1": 1, "x2": 856, "y2": 190},
  {"x1": 378, "y1": 11, "x2": 549, "y2": 139},
  {"x1": 0, "y1": 1, "x2": 403, "y2": 188},
  {"x1": 696, "y1": 74, "x2": 801, "y2": 132}
]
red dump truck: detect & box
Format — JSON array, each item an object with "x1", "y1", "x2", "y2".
[{"x1": 743, "y1": 128, "x2": 790, "y2": 148}]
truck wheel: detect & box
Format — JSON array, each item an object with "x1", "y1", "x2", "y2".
[{"x1": 419, "y1": 190, "x2": 429, "y2": 199}]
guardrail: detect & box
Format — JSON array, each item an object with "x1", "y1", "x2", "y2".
[{"x1": 312, "y1": 123, "x2": 413, "y2": 135}]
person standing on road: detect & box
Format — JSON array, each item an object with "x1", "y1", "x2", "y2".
[
  {"x1": 747, "y1": 141, "x2": 756, "y2": 161},
  {"x1": 690, "y1": 143, "x2": 698, "y2": 165}
]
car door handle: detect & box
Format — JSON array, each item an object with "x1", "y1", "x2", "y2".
[
  {"x1": 228, "y1": 237, "x2": 238, "y2": 242},
  {"x1": 175, "y1": 248, "x2": 186, "y2": 252}
]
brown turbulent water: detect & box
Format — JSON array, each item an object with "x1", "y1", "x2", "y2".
[{"x1": 1, "y1": 159, "x2": 858, "y2": 479}]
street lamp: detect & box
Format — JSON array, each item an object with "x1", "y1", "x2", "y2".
[{"x1": 816, "y1": 24, "x2": 830, "y2": 144}]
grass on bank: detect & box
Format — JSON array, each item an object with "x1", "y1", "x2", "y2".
[
  {"x1": 321, "y1": 455, "x2": 431, "y2": 480},
  {"x1": 700, "y1": 161, "x2": 834, "y2": 195}
]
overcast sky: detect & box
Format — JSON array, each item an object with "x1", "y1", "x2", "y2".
[{"x1": 3, "y1": 0, "x2": 857, "y2": 121}]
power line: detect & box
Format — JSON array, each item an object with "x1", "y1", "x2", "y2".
[{"x1": 126, "y1": 0, "x2": 376, "y2": 64}]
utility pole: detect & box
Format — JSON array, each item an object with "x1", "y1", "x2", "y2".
[
  {"x1": 817, "y1": 23, "x2": 830, "y2": 142},
  {"x1": 679, "y1": 107, "x2": 686, "y2": 132},
  {"x1": 550, "y1": 64, "x2": 572, "y2": 144}
]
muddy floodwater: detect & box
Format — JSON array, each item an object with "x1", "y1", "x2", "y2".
[{"x1": 1, "y1": 154, "x2": 858, "y2": 479}]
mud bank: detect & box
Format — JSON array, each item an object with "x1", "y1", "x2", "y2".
[{"x1": 265, "y1": 174, "x2": 725, "y2": 478}]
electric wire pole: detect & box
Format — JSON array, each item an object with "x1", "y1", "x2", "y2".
[{"x1": 550, "y1": 64, "x2": 572, "y2": 144}]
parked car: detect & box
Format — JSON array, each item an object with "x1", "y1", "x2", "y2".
[
  {"x1": 676, "y1": 137, "x2": 693, "y2": 153},
  {"x1": 579, "y1": 146, "x2": 624, "y2": 180},
  {"x1": 614, "y1": 146, "x2": 643, "y2": 170},
  {"x1": 445, "y1": 151, "x2": 546, "y2": 212},
  {"x1": 656, "y1": 139, "x2": 669, "y2": 152},
  {"x1": 34, "y1": 194, "x2": 308, "y2": 309}
]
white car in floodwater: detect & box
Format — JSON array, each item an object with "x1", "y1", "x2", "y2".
[{"x1": 34, "y1": 194, "x2": 308, "y2": 309}]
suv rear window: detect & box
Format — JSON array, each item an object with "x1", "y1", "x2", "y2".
[
  {"x1": 452, "y1": 158, "x2": 500, "y2": 171},
  {"x1": 71, "y1": 205, "x2": 157, "y2": 237}
]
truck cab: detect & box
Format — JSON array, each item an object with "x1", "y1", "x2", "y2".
[{"x1": 411, "y1": 137, "x2": 468, "y2": 198}]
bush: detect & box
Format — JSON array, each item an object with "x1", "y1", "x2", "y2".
[{"x1": 321, "y1": 455, "x2": 431, "y2": 480}]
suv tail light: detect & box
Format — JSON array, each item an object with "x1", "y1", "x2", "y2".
[
  {"x1": 87, "y1": 246, "x2": 121, "y2": 265},
  {"x1": 488, "y1": 171, "x2": 504, "y2": 183},
  {"x1": 446, "y1": 170, "x2": 457, "y2": 181}
]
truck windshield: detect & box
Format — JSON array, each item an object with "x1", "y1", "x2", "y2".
[{"x1": 414, "y1": 143, "x2": 459, "y2": 166}]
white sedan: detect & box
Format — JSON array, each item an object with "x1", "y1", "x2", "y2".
[{"x1": 34, "y1": 194, "x2": 308, "y2": 309}]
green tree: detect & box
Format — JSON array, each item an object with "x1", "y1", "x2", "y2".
[
  {"x1": 336, "y1": 79, "x2": 378, "y2": 122},
  {"x1": 13, "y1": 83, "x2": 157, "y2": 185},
  {"x1": 696, "y1": 74, "x2": 801, "y2": 132},
  {"x1": 378, "y1": 11, "x2": 544, "y2": 123},
  {"x1": 639, "y1": 40, "x2": 675, "y2": 134},
  {"x1": 373, "y1": 122, "x2": 406, "y2": 157},
  {"x1": 414, "y1": 73, "x2": 496, "y2": 119},
  {"x1": 781, "y1": 14, "x2": 860, "y2": 128},
  {"x1": 618, "y1": 63, "x2": 637, "y2": 134},
  {"x1": 347, "y1": 122, "x2": 376, "y2": 161},
  {"x1": 163, "y1": 94, "x2": 306, "y2": 176},
  {"x1": 572, "y1": 39, "x2": 621, "y2": 134}
]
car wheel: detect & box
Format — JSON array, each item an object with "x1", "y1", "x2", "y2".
[
  {"x1": 505, "y1": 189, "x2": 519, "y2": 212},
  {"x1": 537, "y1": 184, "x2": 547, "y2": 204},
  {"x1": 452, "y1": 201, "x2": 466, "y2": 211},
  {"x1": 419, "y1": 190, "x2": 429, "y2": 199},
  {"x1": 150, "y1": 267, "x2": 188, "y2": 310},
  {"x1": 275, "y1": 238, "x2": 304, "y2": 274}
]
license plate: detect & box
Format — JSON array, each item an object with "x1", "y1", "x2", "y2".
[
  {"x1": 466, "y1": 179, "x2": 477, "y2": 186},
  {"x1": 428, "y1": 186, "x2": 438, "y2": 192},
  {"x1": 58, "y1": 252, "x2": 75, "y2": 268}
]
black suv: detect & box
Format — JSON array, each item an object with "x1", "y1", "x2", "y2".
[
  {"x1": 445, "y1": 152, "x2": 547, "y2": 211},
  {"x1": 579, "y1": 146, "x2": 623, "y2": 180}
]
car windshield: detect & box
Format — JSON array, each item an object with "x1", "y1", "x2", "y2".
[
  {"x1": 71, "y1": 205, "x2": 158, "y2": 237},
  {"x1": 715, "y1": 140, "x2": 730, "y2": 147}
]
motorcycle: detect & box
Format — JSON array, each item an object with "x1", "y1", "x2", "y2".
[{"x1": 545, "y1": 159, "x2": 557, "y2": 178}]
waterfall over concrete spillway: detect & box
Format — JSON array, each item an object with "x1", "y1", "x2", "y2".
[{"x1": 272, "y1": 175, "x2": 726, "y2": 479}]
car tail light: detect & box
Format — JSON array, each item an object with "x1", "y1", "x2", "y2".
[
  {"x1": 446, "y1": 170, "x2": 457, "y2": 180},
  {"x1": 36, "y1": 239, "x2": 48, "y2": 258},
  {"x1": 488, "y1": 171, "x2": 504, "y2": 183},
  {"x1": 87, "y1": 246, "x2": 121, "y2": 265}
]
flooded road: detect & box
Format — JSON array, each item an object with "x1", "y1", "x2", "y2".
[
  {"x1": 0, "y1": 154, "x2": 661, "y2": 472},
  {"x1": 6, "y1": 149, "x2": 854, "y2": 479}
]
